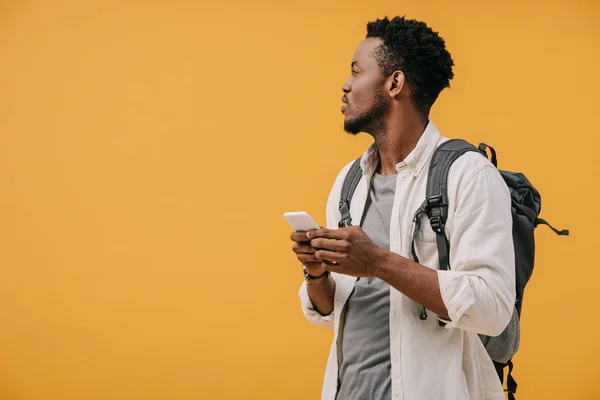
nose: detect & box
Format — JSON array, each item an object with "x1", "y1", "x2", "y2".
[{"x1": 342, "y1": 82, "x2": 351, "y2": 94}]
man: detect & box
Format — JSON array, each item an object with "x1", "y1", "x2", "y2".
[{"x1": 290, "y1": 16, "x2": 515, "y2": 400}]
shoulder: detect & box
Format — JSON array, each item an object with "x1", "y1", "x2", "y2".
[
  {"x1": 431, "y1": 137, "x2": 498, "y2": 184},
  {"x1": 324, "y1": 157, "x2": 364, "y2": 228},
  {"x1": 339, "y1": 158, "x2": 360, "y2": 179},
  {"x1": 433, "y1": 140, "x2": 508, "y2": 206},
  {"x1": 449, "y1": 150, "x2": 496, "y2": 181},
  {"x1": 340, "y1": 158, "x2": 362, "y2": 182},
  {"x1": 327, "y1": 158, "x2": 361, "y2": 201}
]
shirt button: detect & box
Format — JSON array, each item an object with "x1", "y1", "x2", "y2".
[{"x1": 335, "y1": 301, "x2": 341, "y2": 308}]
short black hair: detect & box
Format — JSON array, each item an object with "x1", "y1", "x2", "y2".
[{"x1": 366, "y1": 16, "x2": 454, "y2": 114}]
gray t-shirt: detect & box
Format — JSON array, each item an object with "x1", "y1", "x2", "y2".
[{"x1": 336, "y1": 172, "x2": 396, "y2": 400}]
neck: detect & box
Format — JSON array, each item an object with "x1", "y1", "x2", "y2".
[{"x1": 371, "y1": 109, "x2": 428, "y2": 176}]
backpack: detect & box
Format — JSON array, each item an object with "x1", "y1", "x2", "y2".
[{"x1": 338, "y1": 139, "x2": 569, "y2": 400}]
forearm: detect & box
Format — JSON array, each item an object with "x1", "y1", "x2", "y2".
[
  {"x1": 306, "y1": 275, "x2": 336, "y2": 316},
  {"x1": 374, "y1": 251, "x2": 449, "y2": 320}
]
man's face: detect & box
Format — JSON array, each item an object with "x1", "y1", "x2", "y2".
[{"x1": 341, "y1": 38, "x2": 389, "y2": 135}]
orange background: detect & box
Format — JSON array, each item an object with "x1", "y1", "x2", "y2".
[{"x1": 0, "y1": 1, "x2": 598, "y2": 399}]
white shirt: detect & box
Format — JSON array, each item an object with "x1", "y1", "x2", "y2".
[{"x1": 298, "y1": 121, "x2": 516, "y2": 400}]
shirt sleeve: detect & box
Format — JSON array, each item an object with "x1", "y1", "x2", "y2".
[
  {"x1": 298, "y1": 280, "x2": 335, "y2": 330},
  {"x1": 436, "y1": 164, "x2": 516, "y2": 337}
]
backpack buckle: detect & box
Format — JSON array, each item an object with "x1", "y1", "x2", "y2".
[
  {"x1": 427, "y1": 195, "x2": 444, "y2": 207},
  {"x1": 430, "y1": 215, "x2": 444, "y2": 232},
  {"x1": 338, "y1": 218, "x2": 352, "y2": 228},
  {"x1": 427, "y1": 195, "x2": 445, "y2": 233},
  {"x1": 338, "y1": 200, "x2": 352, "y2": 228}
]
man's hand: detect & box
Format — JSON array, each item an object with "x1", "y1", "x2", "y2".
[
  {"x1": 306, "y1": 226, "x2": 388, "y2": 277},
  {"x1": 291, "y1": 226, "x2": 336, "y2": 316},
  {"x1": 290, "y1": 228, "x2": 326, "y2": 276},
  {"x1": 307, "y1": 226, "x2": 449, "y2": 319}
]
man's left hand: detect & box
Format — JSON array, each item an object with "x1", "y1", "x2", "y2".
[{"x1": 306, "y1": 226, "x2": 388, "y2": 277}]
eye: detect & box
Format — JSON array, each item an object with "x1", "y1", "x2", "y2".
[{"x1": 351, "y1": 69, "x2": 358, "y2": 76}]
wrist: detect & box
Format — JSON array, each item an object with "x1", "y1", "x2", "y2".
[
  {"x1": 373, "y1": 250, "x2": 396, "y2": 280},
  {"x1": 303, "y1": 265, "x2": 330, "y2": 283},
  {"x1": 306, "y1": 274, "x2": 331, "y2": 286}
]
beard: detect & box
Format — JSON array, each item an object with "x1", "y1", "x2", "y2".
[{"x1": 343, "y1": 91, "x2": 388, "y2": 135}]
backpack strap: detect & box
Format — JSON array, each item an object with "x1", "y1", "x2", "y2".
[
  {"x1": 411, "y1": 139, "x2": 482, "y2": 322},
  {"x1": 338, "y1": 158, "x2": 363, "y2": 228},
  {"x1": 494, "y1": 360, "x2": 517, "y2": 400},
  {"x1": 505, "y1": 359, "x2": 518, "y2": 400},
  {"x1": 535, "y1": 218, "x2": 569, "y2": 236},
  {"x1": 421, "y1": 139, "x2": 481, "y2": 270},
  {"x1": 478, "y1": 142, "x2": 498, "y2": 167}
]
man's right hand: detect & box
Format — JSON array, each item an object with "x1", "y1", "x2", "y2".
[
  {"x1": 290, "y1": 229, "x2": 326, "y2": 276},
  {"x1": 291, "y1": 227, "x2": 335, "y2": 316}
]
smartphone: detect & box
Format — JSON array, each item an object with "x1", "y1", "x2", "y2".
[{"x1": 283, "y1": 211, "x2": 320, "y2": 232}]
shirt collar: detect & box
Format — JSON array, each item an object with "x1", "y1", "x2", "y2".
[{"x1": 359, "y1": 120, "x2": 441, "y2": 178}]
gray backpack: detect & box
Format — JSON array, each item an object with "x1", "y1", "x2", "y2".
[{"x1": 338, "y1": 139, "x2": 569, "y2": 400}]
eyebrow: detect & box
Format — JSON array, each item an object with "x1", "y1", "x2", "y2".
[{"x1": 351, "y1": 61, "x2": 360, "y2": 69}]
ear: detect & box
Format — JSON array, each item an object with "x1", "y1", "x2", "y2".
[{"x1": 388, "y1": 70, "x2": 406, "y2": 98}]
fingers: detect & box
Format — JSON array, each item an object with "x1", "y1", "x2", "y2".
[
  {"x1": 294, "y1": 226, "x2": 359, "y2": 241},
  {"x1": 322, "y1": 260, "x2": 343, "y2": 273},
  {"x1": 292, "y1": 242, "x2": 317, "y2": 255},
  {"x1": 306, "y1": 228, "x2": 343, "y2": 240},
  {"x1": 291, "y1": 229, "x2": 326, "y2": 266},
  {"x1": 297, "y1": 253, "x2": 319, "y2": 264},
  {"x1": 315, "y1": 249, "x2": 344, "y2": 263},
  {"x1": 290, "y1": 230, "x2": 311, "y2": 242},
  {"x1": 306, "y1": 226, "x2": 360, "y2": 240},
  {"x1": 309, "y1": 237, "x2": 348, "y2": 252},
  {"x1": 293, "y1": 240, "x2": 319, "y2": 264}
]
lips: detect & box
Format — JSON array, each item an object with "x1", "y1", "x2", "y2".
[{"x1": 341, "y1": 96, "x2": 348, "y2": 112}]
